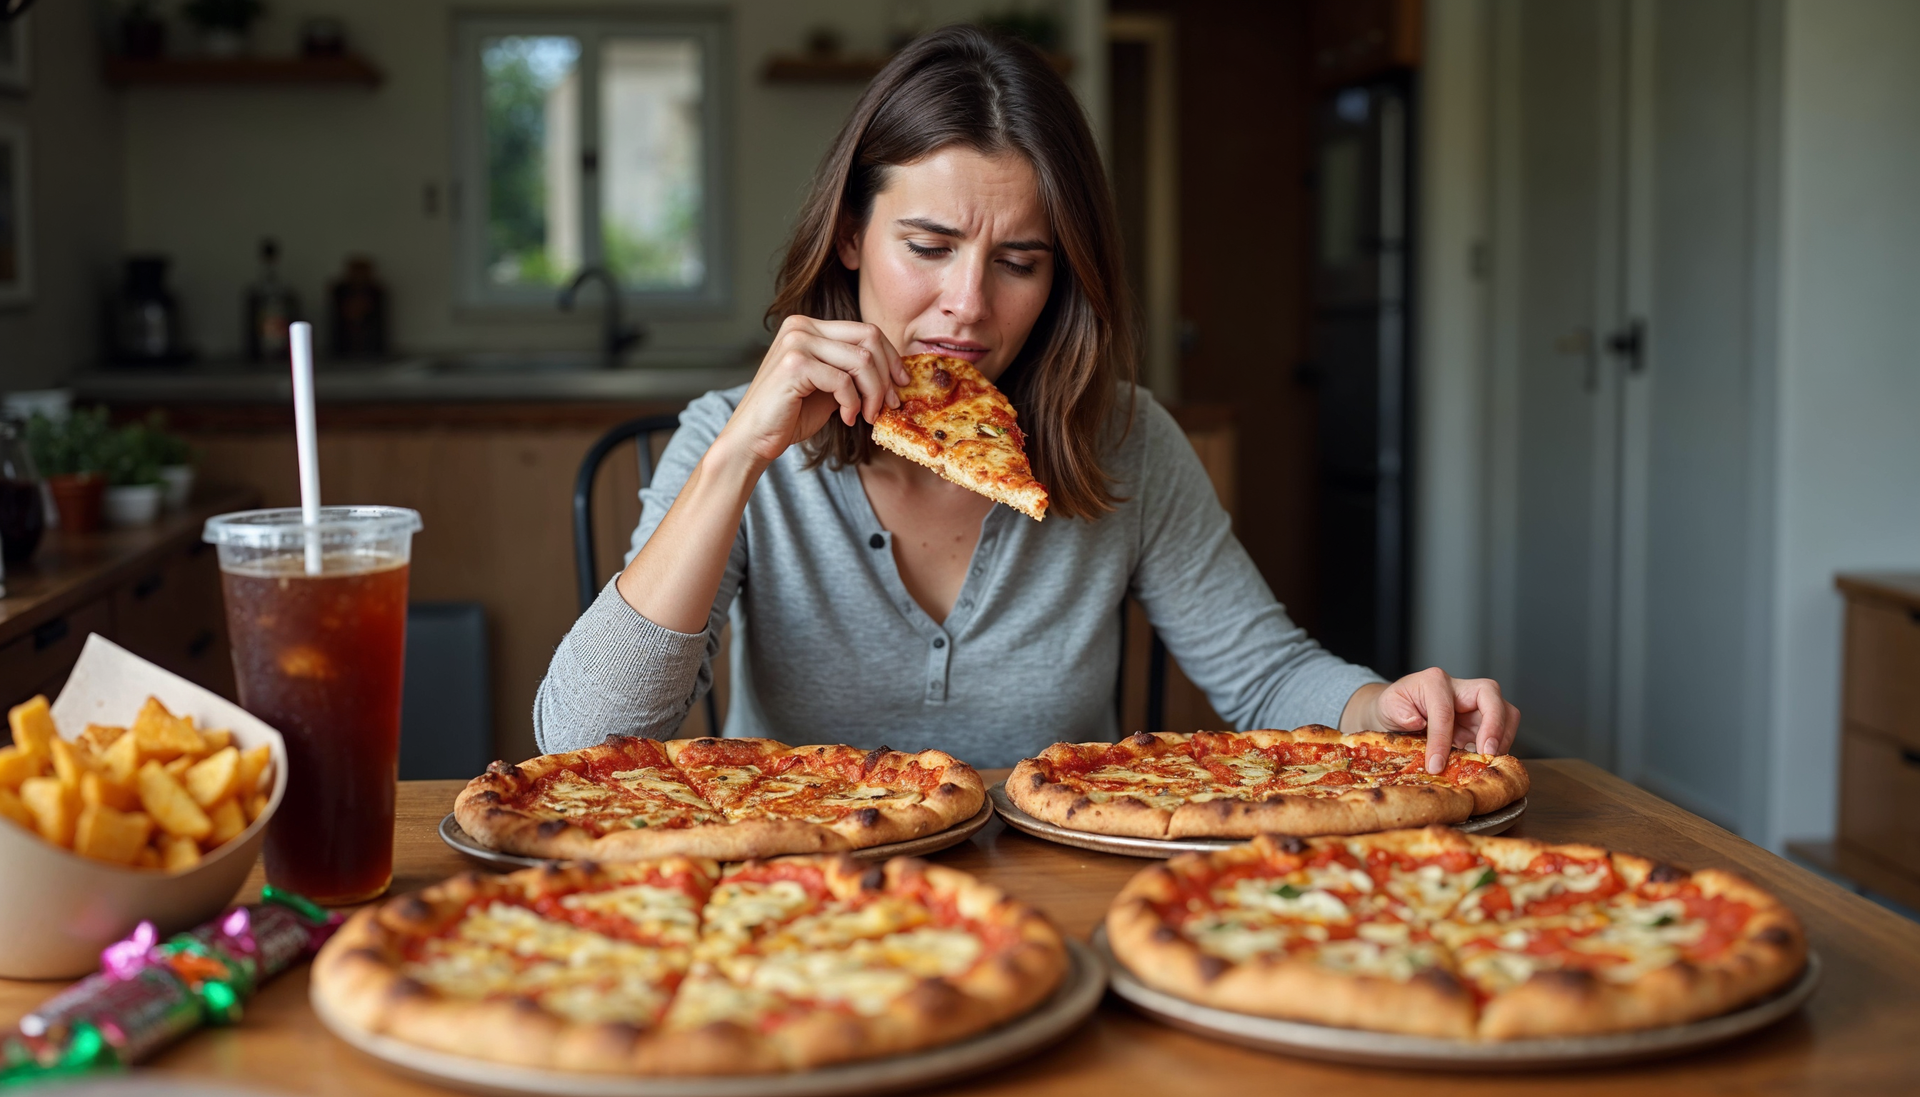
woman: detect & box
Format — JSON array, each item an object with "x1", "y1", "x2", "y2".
[{"x1": 536, "y1": 26, "x2": 1518, "y2": 771}]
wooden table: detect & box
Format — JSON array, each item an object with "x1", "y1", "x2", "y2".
[{"x1": 5, "y1": 760, "x2": 1918, "y2": 1094}]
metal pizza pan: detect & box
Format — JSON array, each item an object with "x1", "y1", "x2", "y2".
[
  {"x1": 1093, "y1": 927, "x2": 1819, "y2": 1071},
  {"x1": 987, "y1": 783, "x2": 1526, "y2": 859},
  {"x1": 440, "y1": 799, "x2": 997, "y2": 871},
  {"x1": 311, "y1": 937, "x2": 1105, "y2": 1097}
]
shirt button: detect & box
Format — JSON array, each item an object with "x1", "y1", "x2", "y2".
[
  {"x1": 959, "y1": 598, "x2": 973, "y2": 610},
  {"x1": 933, "y1": 637, "x2": 946, "y2": 649},
  {"x1": 868, "y1": 533, "x2": 885, "y2": 549},
  {"x1": 971, "y1": 566, "x2": 983, "y2": 576}
]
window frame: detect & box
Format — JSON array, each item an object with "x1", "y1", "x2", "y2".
[{"x1": 451, "y1": 9, "x2": 732, "y2": 315}]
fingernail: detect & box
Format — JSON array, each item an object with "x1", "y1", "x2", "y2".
[
  {"x1": 1428, "y1": 754, "x2": 1445, "y2": 773},
  {"x1": 887, "y1": 391, "x2": 900, "y2": 408}
]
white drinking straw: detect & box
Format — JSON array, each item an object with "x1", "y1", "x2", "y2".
[{"x1": 289, "y1": 321, "x2": 323, "y2": 575}]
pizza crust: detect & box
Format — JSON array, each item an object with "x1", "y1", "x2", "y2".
[
  {"x1": 454, "y1": 737, "x2": 986, "y2": 862},
  {"x1": 1104, "y1": 831, "x2": 1808, "y2": 1040},
  {"x1": 1008, "y1": 729, "x2": 1530, "y2": 839},
  {"x1": 311, "y1": 855, "x2": 1067, "y2": 1074}
]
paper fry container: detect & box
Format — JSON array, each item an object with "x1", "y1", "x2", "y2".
[{"x1": 0, "y1": 634, "x2": 288, "y2": 978}]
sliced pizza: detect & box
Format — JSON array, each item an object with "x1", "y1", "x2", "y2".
[
  {"x1": 1105, "y1": 829, "x2": 1807, "y2": 1039},
  {"x1": 871, "y1": 353, "x2": 1049, "y2": 521},
  {"x1": 454, "y1": 736, "x2": 985, "y2": 862},
  {"x1": 312, "y1": 854, "x2": 1068, "y2": 1074},
  {"x1": 1007, "y1": 727, "x2": 1530, "y2": 839}
]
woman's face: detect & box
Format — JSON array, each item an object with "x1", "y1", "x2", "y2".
[{"x1": 838, "y1": 147, "x2": 1055, "y2": 383}]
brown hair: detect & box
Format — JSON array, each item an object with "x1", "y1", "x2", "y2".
[{"x1": 767, "y1": 25, "x2": 1136, "y2": 520}]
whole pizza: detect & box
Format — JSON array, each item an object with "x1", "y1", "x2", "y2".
[
  {"x1": 455, "y1": 736, "x2": 986, "y2": 861},
  {"x1": 313, "y1": 855, "x2": 1065, "y2": 1073},
  {"x1": 1008, "y1": 727, "x2": 1529, "y2": 838},
  {"x1": 1106, "y1": 829, "x2": 1806, "y2": 1039}
]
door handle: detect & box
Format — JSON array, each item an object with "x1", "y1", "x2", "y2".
[{"x1": 1606, "y1": 319, "x2": 1646, "y2": 373}]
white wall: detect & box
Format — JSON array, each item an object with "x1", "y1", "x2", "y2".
[
  {"x1": 117, "y1": 0, "x2": 1103, "y2": 364},
  {"x1": 0, "y1": 6, "x2": 124, "y2": 389},
  {"x1": 1767, "y1": 0, "x2": 1920, "y2": 849}
]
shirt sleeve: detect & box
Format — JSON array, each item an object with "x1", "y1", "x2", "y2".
[
  {"x1": 1125, "y1": 392, "x2": 1385, "y2": 730},
  {"x1": 532, "y1": 388, "x2": 749, "y2": 753}
]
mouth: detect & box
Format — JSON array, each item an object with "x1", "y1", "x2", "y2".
[{"x1": 914, "y1": 338, "x2": 989, "y2": 363}]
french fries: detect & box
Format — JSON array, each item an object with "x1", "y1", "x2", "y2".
[{"x1": 2, "y1": 695, "x2": 274, "y2": 871}]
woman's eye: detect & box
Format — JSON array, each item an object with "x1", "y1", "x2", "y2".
[
  {"x1": 998, "y1": 258, "x2": 1038, "y2": 276},
  {"x1": 905, "y1": 241, "x2": 950, "y2": 259}
]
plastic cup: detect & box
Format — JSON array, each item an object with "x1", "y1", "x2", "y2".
[{"x1": 204, "y1": 506, "x2": 422, "y2": 904}]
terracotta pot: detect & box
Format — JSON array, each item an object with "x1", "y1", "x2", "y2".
[{"x1": 47, "y1": 473, "x2": 106, "y2": 535}]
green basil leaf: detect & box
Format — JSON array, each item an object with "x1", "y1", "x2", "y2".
[
  {"x1": 1472, "y1": 868, "x2": 1498, "y2": 890},
  {"x1": 1274, "y1": 883, "x2": 1303, "y2": 899}
]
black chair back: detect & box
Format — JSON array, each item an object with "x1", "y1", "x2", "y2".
[{"x1": 572, "y1": 415, "x2": 722, "y2": 736}]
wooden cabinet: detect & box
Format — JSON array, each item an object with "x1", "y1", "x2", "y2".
[
  {"x1": 1832, "y1": 573, "x2": 1920, "y2": 911},
  {"x1": 0, "y1": 488, "x2": 255, "y2": 714}
]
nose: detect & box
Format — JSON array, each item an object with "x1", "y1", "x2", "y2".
[{"x1": 939, "y1": 254, "x2": 990, "y2": 326}]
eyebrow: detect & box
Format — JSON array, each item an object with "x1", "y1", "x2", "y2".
[{"x1": 895, "y1": 217, "x2": 1053, "y2": 252}]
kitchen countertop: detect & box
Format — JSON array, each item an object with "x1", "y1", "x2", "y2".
[
  {"x1": 4, "y1": 760, "x2": 1917, "y2": 1094},
  {"x1": 72, "y1": 355, "x2": 759, "y2": 405}
]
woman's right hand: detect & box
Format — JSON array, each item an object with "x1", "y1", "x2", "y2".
[{"x1": 717, "y1": 316, "x2": 910, "y2": 467}]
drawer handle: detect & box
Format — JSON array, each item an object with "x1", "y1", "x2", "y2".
[
  {"x1": 1903, "y1": 748, "x2": 1920, "y2": 768},
  {"x1": 33, "y1": 616, "x2": 68, "y2": 651},
  {"x1": 133, "y1": 572, "x2": 164, "y2": 599},
  {"x1": 187, "y1": 629, "x2": 216, "y2": 658}
]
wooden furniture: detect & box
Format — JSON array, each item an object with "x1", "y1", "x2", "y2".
[
  {"x1": 1818, "y1": 572, "x2": 1920, "y2": 912},
  {"x1": 114, "y1": 400, "x2": 1236, "y2": 762},
  {"x1": 3, "y1": 760, "x2": 1915, "y2": 1093},
  {"x1": 0, "y1": 485, "x2": 256, "y2": 710}
]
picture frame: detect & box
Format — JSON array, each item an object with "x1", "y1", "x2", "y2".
[
  {"x1": 0, "y1": 14, "x2": 30, "y2": 94},
  {"x1": 0, "y1": 119, "x2": 33, "y2": 307}
]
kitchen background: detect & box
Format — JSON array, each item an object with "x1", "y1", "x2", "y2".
[{"x1": 2, "y1": 0, "x2": 1919, "y2": 913}]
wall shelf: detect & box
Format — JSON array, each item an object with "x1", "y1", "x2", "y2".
[
  {"x1": 103, "y1": 55, "x2": 384, "y2": 88},
  {"x1": 762, "y1": 51, "x2": 1072, "y2": 84}
]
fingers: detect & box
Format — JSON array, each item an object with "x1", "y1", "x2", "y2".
[
  {"x1": 803, "y1": 319, "x2": 909, "y2": 396},
  {"x1": 775, "y1": 321, "x2": 900, "y2": 423},
  {"x1": 1419, "y1": 669, "x2": 1456, "y2": 774}
]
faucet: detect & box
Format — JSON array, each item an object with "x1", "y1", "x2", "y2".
[{"x1": 559, "y1": 266, "x2": 645, "y2": 368}]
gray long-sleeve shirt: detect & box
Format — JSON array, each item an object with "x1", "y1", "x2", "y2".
[{"x1": 534, "y1": 383, "x2": 1383, "y2": 769}]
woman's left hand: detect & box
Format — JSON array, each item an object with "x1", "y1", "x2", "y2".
[{"x1": 1340, "y1": 670, "x2": 1521, "y2": 774}]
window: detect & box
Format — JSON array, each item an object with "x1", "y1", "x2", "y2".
[{"x1": 453, "y1": 12, "x2": 729, "y2": 311}]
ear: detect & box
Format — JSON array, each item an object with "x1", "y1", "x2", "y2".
[{"x1": 836, "y1": 224, "x2": 865, "y2": 271}]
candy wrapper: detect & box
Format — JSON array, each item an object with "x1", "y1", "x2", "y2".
[{"x1": 0, "y1": 887, "x2": 340, "y2": 1087}]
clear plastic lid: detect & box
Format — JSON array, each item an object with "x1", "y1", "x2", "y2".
[
  {"x1": 204, "y1": 507, "x2": 422, "y2": 574},
  {"x1": 204, "y1": 506, "x2": 421, "y2": 548}
]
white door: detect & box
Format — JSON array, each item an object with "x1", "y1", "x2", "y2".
[{"x1": 1488, "y1": 0, "x2": 1769, "y2": 831}]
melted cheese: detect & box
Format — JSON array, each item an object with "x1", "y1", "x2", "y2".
[
  {"x1": 561, "y1": 883, "x2": 702, "y2": 946},
  {"x1": 1505, "y1": 862, "x2": 1612, "y2": 909},
  {"x1": 768, "y1": 897, "x2": 927, "y2": 951},
  {"x1": 697, "y1": 879, "x2": 813, "y2": 959},
  {"x1": 402, "y1": 902, "x2": 684, "y2": 1025},
  {"x1": 1226, "y1": 878, "x2": 1355, "y2": 923},
  {"x1": 1384, "y1": 863, "x2": 1487, "y2": 920}
]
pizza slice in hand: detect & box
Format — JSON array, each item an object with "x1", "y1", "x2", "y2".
[{"x1": 871, "y1": 353, "x2": 1050, "y2": 521}]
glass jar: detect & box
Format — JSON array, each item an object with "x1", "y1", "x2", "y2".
[{"x1": 0, "y1": 416, "x2": 45, "y2": 563}]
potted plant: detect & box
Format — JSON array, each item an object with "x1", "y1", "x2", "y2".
[
  {"x1": 101, "y1": 422, "x2": 166, "y2": 528},
  {"x1": 132, "y1": 412, "x2": 197, "y2": 509},
  {"x1": 25, "y1": 410, "x2": 113, "y2": 535},
  {"x1": 182, "y1": 0, "x2": 265, "y2": 58}
]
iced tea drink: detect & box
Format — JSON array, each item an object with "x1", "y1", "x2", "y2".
[{"x1": 205, "y1": 507, "x2": 421, "y2": 904}]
